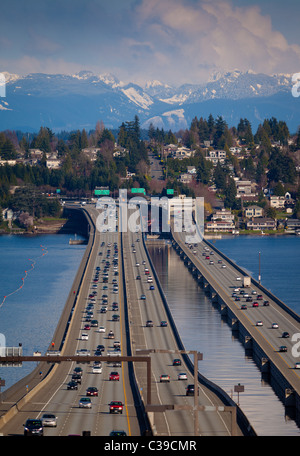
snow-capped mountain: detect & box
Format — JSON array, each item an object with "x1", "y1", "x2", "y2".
[{"x1": 0, "y1": 70, "x2": 298, "y2": 133}]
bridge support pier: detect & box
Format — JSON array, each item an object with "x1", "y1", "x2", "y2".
[
  {"x1": 244, "y1": 336, "x2": 253, "y2": 352},
  {"x1": 261, "y1": 357, "x2": 270, "y2": 374},
  {"x1": 231, "y1": 318, "x2": 239, "y2": 331},
  {"x1": 285, "y1": 389, "x2": 296, "y2": 407},
  {"x1": 220, "y1": 304, "x2": 227, "y2": 316}
]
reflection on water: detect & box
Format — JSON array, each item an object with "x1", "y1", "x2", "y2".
[{"x1": 148, "y1": 244, "x2": 300, "y2": 436}]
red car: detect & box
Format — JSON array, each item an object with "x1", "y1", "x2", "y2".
[
  {"x1": 86, "y1": 387, "x2": 98, "y2": 396},
  {"x1": 109, "y1": 401, "x2": 123, "y2": 414},
  {"x1": 109, "y1": 371, "x2": 120, "y2": 381},
  {"x1": 84, "y1": 324, "x2": 91, "y2": 330},
  {"x1": 252, "y1": 302, "x2": 259, "y2": 307}
]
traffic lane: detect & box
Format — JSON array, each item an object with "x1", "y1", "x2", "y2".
[{"x1": 39, "y1": 232, "x2": 125, "y2": 435}]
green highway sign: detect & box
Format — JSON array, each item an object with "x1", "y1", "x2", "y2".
[
  {"x1": 131, "y1": 188, "x2": 145, "y2": 194},
  {"x1": 95, "y1": 189, "x2": 110, "y2": 195}
]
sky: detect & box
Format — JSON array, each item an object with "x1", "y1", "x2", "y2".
[{"x1": 0, "y1": 0, "x2": 300, "y2": 86}]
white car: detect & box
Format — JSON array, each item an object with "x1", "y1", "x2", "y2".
[
  {"x1": 41, "y1": 413, "x2": 57, "y2": 427},
  {"x1": 236, "y1": 277, "x2": 241, "y2": 281},
  {"x1": 256, "y1": 321, "x2": 263, "y2": 326},
  {"x1": 147, "y1": 277, "x2": 153, "y2": 283},
  {"x1": 295, "y1": 362, "x2": 300, "y2": 369},
  {"x1": 93, "y1": 365, "x2": 102, "y2": 374},
  {"x1": 272, "y1": 323, "x2": 279, "y2": 329},
  {"x1": 178, "y1": 373, "x2": 188, "y2": 380},
  {"x1": 81, "y1": 333, "x2": 89, "y2": 340},
  {"x1": 98, "y1": 326, "x2": 106, "y2": 333}
]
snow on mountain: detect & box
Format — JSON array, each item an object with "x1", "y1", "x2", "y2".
[
  {"x1": 0, "y1": 69, "x2": 298, "y2": 133},
  {"x1": 121, "y1": 83, "x2": 153, "y2": 109}
]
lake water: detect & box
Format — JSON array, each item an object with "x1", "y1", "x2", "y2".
[{"x1": 0, "y1": 233, "x2": 86, "y2": 391}]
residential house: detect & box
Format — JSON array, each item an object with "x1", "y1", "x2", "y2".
[
  {"x1": 235, "y1": 180, "x2": 252, "y2": 196},
  {"x1": 174, "y1": 146, "x2": 195, "y2": 159},
  {"x1": 179, "y1": 173, "x2": 192, "y2": 184},
  {"x1": 244, "y1": 205, "x2": 263, "y2": 218},
  {"x1": 205, "y1": 149, "x2": 226, "y2": 165},
  {"x1": 211, "y1": 208, "x2": 235, "y2": 223},
  {"x1": 187, "y1": 166, "x2": 197, "y2": 175},
  {"x1": 269, "y1": 196, "x2": 285, "y2": 209},
  {"x1": 285, "y1": 219, "x2": 300, "y2": 233},
  {"x1": 82, "y1": 147, "x2": 101, "y2": 161},
  {"x1": 246, "y1": 217, "x2": 276, "y2": 231},
  {"x1": 205, "y1": 220, "x2": 235, "y2": 232}
]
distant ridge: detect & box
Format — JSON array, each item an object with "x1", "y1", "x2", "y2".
[{"x1": 0, "y1": 70, "x2": 299, "y2": 133}]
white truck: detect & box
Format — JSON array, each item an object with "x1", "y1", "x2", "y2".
[{"x1": 243, "y1": 276, "x2": 251, "y2": 287}]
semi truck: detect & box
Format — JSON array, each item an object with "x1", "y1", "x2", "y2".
[{"x1": 243, "y1": 276, "x2": 251, "y2": 287}]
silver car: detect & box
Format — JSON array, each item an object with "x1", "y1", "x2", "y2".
[
  {"x1": 79, "y1": 397, "x2": 92, "y2": 408},
  {"x1": 41, "y1": 413, "x2": 57, "y2": 427}
]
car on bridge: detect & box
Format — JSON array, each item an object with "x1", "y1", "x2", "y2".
[
  {"x1": 86, "y1": 387, "x2": 98, "y2": 396},
  {"x1": 160, "y1": 321, "x2": 168, "y2": 327},
  {"x1": 146, "y1": 320, "x2": 153, "y2": 327},
  {"x1": 109, "y1": 371, "x2": 120, "y2": 381},
  {"x1": 67, "y1": 381, "x2": 78, "y2": 390},
  {"x1": 109, "y1": 401, "x2": 123, "y2": 414},
  {"x1": 173, "y1": 359, "x2": 181, "y2": 366},
  {"x1": 160, "y1": 374, "x2": 170, "y2": 382},
  {"x1": 41, "y1": 414, "x2": 57, "y2": 427},
  {"x1": 23, "y1": 419, "x2": 44, "y2": 436},
  {"x1": 178, "y1": 373, "x2": 188, "y2": 380},
  {"x1": 110, "y1": 431, "x2": 127, "y2": 436},
  {"x1": 92, "y1": 363, "x2": 102, "y2": 374},
  {"x1": 186, "y1": 384, "x2": 199, "y2": 396},
  {"x1": 79, "y1": 397, "x2": 92, "y2": 408}
]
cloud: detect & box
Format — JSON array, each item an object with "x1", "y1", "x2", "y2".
[
  {"x1": 130, "y1": 0, "x2": 300, "y2": 84},
  {"x1": 1, "y1": 0, "x2": 299, "y2": 86}
]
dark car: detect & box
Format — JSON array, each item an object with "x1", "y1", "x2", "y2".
[
  {"x1": 67, "y1": 380, "x2": 78, "y2": 390},
  {"x1": 23, "y1": 419, "x2": 43, "y2": 436},
  {"x1": 71, "y1": 374, "x2": 82, "y2": 384},
  {"x1": 186, "y1": 384, "x2": 199, "y2": 396},
  {"x1": 86, "y1": 386, "x2": 98, "y2": 396},
  {"x1": 279, "y1": 345, "x2": 287, "y2": 352},
  {"x1": 109, "y1": 431, "x2": 127, "y2": 436},
  {"x1": 173, "y1": 359, "x2": 181, "y2": 366},
  {"x1": 282, "y1": 332, "x2": 290, "y2": 338},
  {"x1": 160, "y1": 321, "x2": 168, "y2": 327}
]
